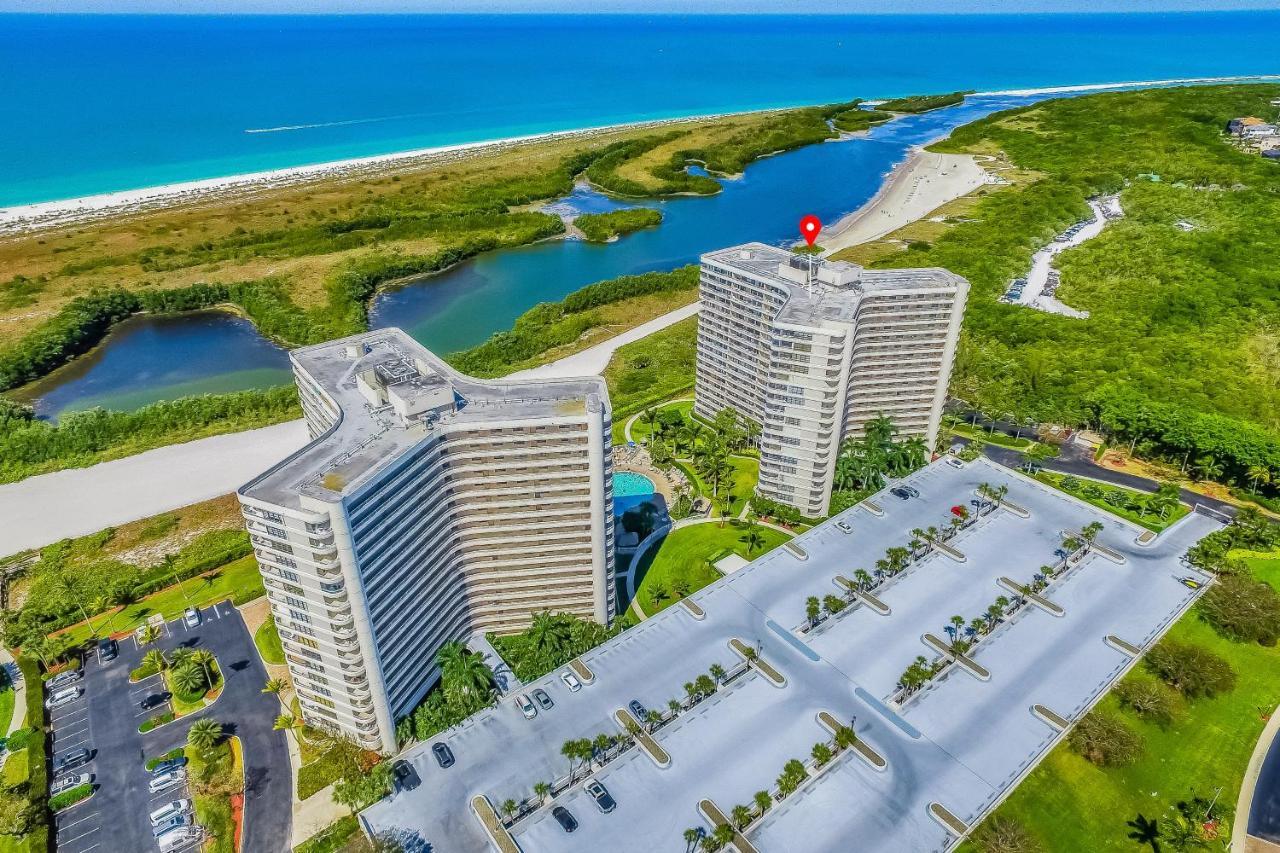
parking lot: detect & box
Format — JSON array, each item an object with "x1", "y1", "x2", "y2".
[
  {"x1": 47, "y1": 601, "x2": 291, "y2": 853},
  {"x1": 362, "y1": 456, "x2": 1221, "y2": 853}
]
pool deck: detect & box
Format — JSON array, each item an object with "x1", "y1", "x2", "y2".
[{"x1": 362, "y1": 456, "x2": 1219, "y2": 853}]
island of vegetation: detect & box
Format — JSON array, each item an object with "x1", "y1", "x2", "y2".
[
  {"x1": 877, "y1": 90, "x2": 968, "y2": 113},
  {"x1": 574, "y1": 207, "x2": 663, "y2": 242}
]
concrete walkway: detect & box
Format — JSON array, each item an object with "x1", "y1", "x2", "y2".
[
  {"x1": 505, "y1": 302, "x2": 698, "y2": 381},
  {"x1": 0, "y1": 646, "x2": 25, "y2": 737},
  {"x1": 0, "y1": 419, "x2": 310, "y2": 557}
]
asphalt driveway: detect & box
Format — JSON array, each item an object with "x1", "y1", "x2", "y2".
[{"x1": 48, "y1": 601, "x2": 291, "y2": 853}]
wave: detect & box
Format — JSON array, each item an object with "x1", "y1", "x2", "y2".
[{"x1": 245, "y1": 113, "x2": 428, "y2": 134}]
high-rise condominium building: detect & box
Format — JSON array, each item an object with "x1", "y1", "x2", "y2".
[
  {"x1": 696, "y1": 242, "x2": 968, "y2": 518},
  {"x1": 238, "y1": 329, "x2": 614, "y2": 753}
]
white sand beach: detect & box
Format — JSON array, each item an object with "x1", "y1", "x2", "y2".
[
  {"x1": 820, "y1": 148, "x2": 995, "y2": 253},
  {"x1": 5, "y1": 74, "x2": 1275, "y2": 238}
]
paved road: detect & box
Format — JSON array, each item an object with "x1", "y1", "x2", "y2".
[
  {"x1": 49, "y1": 602, "x2": 291, "y2": 853},
  {"x1": 0, "y1": 420, "x2": 310, "y2": 558},
  {"x1": 1249, "y1": 728, "x2": 1280, "y2": 844}
]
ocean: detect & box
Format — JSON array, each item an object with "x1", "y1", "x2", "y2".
[{"x1": 3, "y1": 11, "x2": 1280, "y2": 206}]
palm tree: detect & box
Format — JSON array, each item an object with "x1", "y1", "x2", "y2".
[
  {"x1": 561, "y1": 739, "x2": 581, "y2": 781},
  {"x1": 853, "y1": 569, "x2": 873, "y2": 591},
  {"x1": 731, "y1": 804, "x2": 753, "y2": 830},
  {"x1": 273, "y1": 713, "x2": 301, "y2": 734},
  {"x1": 186, "y1": 718, "x2": 223, "y2": 752},
  {"x1": 262, "y1": 678, "x2": 289, "y2": 711},
  {"x1": 753, "y1": 790, "x2": 772, "y2": 815},
  {"x1": 190, "y1": 649, "x2": 217, "y2": 691},
  {"x1": 1248, "y1": 465, "x2": 1272, "y2": 493},
  {"x1": 525, "y1": 613, "x2": 570, "y2": 660},
  {"x1": 644, "y1": 709, "x2": 663, "y2": 731},
  {"x1": 694, "y1": 674, "x2": 716, "y2": 696},
  {"x1": 709, "y1": 663, "x2": 726, "y2": 684},
  {"x1": 1193, "y1": 454, "x2": 1223, "y2": 483},
  {"x1": 172, "y1": 664, "x2": 207, "y2": 696},
  {"x1": 641, "y1": 408, "x2": 659, "y2": 443},
  {"x1": 722, "y1": 493, "x2": 741, "y2": 524},
  {"x1": 684, "y1": 681, "x2": 698, "y2": 704},
  {"x1": 533, "y1": 781, "x2": 551, "y2": 804},
  {"x1": 683, "y1": 828, "x2": 704, "y2": 852},
  {"x1": 806, "y1": 596, "x2": 821, "y2": 627},
  {"x1": 138, "y1": 624, "x2": 160, "y2": 646},
  {"x1": 501, "y1": 799, "x2": 517, "y2": 821},
  {"x1": 712, "y1": 824, "x2": 736, "y2": 847},
  {"x1": 142, "y1": 648, "x2": 168, "y2": 674},
  {"x1": 668, "y1": 698, "x2": 683, "y2": 715},
  {"x1": 948, "y1": 615, "x2": 964, "y2": 641},
  {"x1": 834, "y1": 725, "x2": 857, "y2": 750}
]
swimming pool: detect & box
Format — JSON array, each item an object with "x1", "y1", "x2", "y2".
[{"x1": 613, "y1": 471, "x2": 656, "y2": 515}]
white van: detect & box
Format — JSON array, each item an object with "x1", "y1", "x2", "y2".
[
  {"x1": 148, "y1": 768, "x2": 187, "y2": 793},
  {"x1": 157, "y1": 825, "x2": 202, "y2": 852},
  {"x1": 46, "y1": 686, "x2": 81, "y2": 708},
  {"x1": 149, "y1": 799, "x2": 191, "y2": 827}
]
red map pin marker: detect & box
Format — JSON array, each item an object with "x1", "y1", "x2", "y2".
[{"x1": 799, "y1": 214, "x2": 822, "y2": 247}]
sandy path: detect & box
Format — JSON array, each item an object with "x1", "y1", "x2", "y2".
[{"x1": 821, "y1": 148, "x2": 993, "y2": 253}]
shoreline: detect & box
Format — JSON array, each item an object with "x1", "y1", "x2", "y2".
[{"x1": 5, "y1": 74, "x2": 1276, "y2": 237}]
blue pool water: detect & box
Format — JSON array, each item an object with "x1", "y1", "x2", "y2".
[{"x1": 614, "y1": 471, "x2": 657, "y2": 516}]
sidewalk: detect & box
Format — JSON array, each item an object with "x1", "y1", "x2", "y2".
[{"x1": 0, "y1": 646, "x2": 25, "y2": 737}]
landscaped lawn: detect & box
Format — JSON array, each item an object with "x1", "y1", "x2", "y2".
[
  {"x1": 626, "y1": 399, "x2": 694, "y2": 445},
  {"x1": 1034, "y1": 471, "x2": 1189, "y2": 533},
  {"x1": 949, "y1": 421, "x2": 1038, "y2": 451},
  {"x1": 633, "y1": 521, "x2": 791, "y2": 615},
  {"x1": 962, "y1": 550, "x2": 1280, "y2": 851},
  {"x1": 255, "y1": 616, "x2": 285, "y2": 666},
  {"x1": 55, "y1": 555, "x2": 264, "y2": 646},
  {"x1": 186, "y1": 737, "x2": 242, "y2": 853},
  {"x1": 169, "y1": 659, "x2": 224, "y2": 717}
]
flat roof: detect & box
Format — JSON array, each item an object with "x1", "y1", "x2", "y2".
[
  {"x1": 362, "y1": 456, "x2": 1219, "y2": 852},
  {"x1": 240, "y1": 328, "x2": 608, "y2": 508},
  {"x1": 701, "y1": 242, "x2": 967, "y2": 327}
]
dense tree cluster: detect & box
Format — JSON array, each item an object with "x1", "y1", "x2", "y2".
[
  {"x1": 1068, "y1": 710, "x2": 1144, "y2": 767},
  {"x1": 1144, "y1": 639, "x2": 1237, "y2": 698},
  {"x1": 573, "y1": 208, "x2": 662, "y2": 242}
]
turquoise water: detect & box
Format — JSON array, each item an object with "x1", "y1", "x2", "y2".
[
  {"x1": 3, "y1": 12, "x2": 1280, "y2": 206},
  {"x1": 614, "y1": 471, "x2": 657, "y2": 516}
]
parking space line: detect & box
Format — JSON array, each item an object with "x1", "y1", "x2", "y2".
[
  {"x1": 53, "y1": 724, "x2": 89, "y2": 740},
  {"x1": 58, "y1": 827, "x2": 99, "y2": 846},
  {"x1": 57, "y1": 811, "x2": 99, "y2": 831},
  {"x1": 69, "y1": 845, "x2": 99, "y2": 853}
]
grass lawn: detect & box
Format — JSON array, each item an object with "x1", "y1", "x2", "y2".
[
  {"x1": 185, "y1": 737, "x2": 242, "y2": 853},
  {"x1": 293, "y1": 814, "x2": 368, "y2": 853},
  {"x1": 948, "y1": 421, "x2": 1038, "y2": 451},
  {"x1": 626, "y1": 399, "x2": 695, "y2": 445},
  {"x1": 1034, "y1": 471, "x2": 1190, "y2": 533},
  {"x1": 0, "y1": 670, "x2": 14, "y2": 736},
  {"x1": 255, "y1": 616, "x2": 285, "y2": 666},
  {"x1": 634, "y1": 520, "x2": 791, "y2": 615},
  {"x1": 962, "y1": 550, "x2": 1280, "y2": 851},
  {"x1": 55, "y1": 555, "x2": 264, "y2": 646},
  {"x1": 603, "y1": 316, "x2": 697, "y2": 419},
  {"x1": 169, "y1": 659, "x2": 224, "y2": 717}
]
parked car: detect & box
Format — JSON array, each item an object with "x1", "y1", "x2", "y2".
[
  {"x1": 392, "y1": 759, "x2": 420, "y2": 792},
  {"x1": 45, "y1": 669, "x2": 82, "y2": 691},
  {"x1": 552, "y1": 805, "x2": 578, "y2": 833},
  {"x1": 50, "y1": 773, "x2": 91, "y2": 796},
  {"x1": 150, "y1": 756, "x2": 187, "y2": 776},
  {"x1": 560, "y1": 671, "x2": 582, "y2": 693},
  {"x1": 152, "y1": 813, "x2": 192, "y2": 838},
  {"x1": 890, "y1": 486, "x2": 916, "y2": 500},
  {"x1": 532, "y1": 688, "x2": 554, "y2": 711},
  {"x1": 46, "y1": 686, "x2": 81, "y2": 709},
  {"x1": 835, "y1": 520, "x2": 853, "y2": 534},
  {"x1": 157, "y1": 826, "x2": 203, "y2": 853},
  {"x1": 516, "y1": 694, "x2": 537, "y2": 719},
  {"x1": 945, "y1": 456, "x2": 965, "y2": 469},
  {"x1": 140, "y1": 692, "x2": 172, "y2": 711},
  {"x1": 628, "y1": 700, "x2": 648, "y2": 721},
  {"x1": 55, "y1": 748, "x2": 91, "y2": 774},
  {"x1": 901, "y1": 485, "x2": 920, "y2": 498},
  {"x1": 431, "y1": 743, "x2": 455, "y2": 769},
  {"x1": 149, "y1": 768, "x2": 187, "y2": 794},
  {"x1": 149, "y1": 799, "x2": 192, "y2": 827},
  {"x1": 97, "y1": 638, "x2": 118, "y2": 662},
  {"x1": 183, "y1": 607, "x2": 201, "y2": 629},
  {"x1": 585, "y1": 780, "x2": 616, "y2": 814}
]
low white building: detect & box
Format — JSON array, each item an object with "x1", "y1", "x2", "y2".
[
  {"x1": 695, "y1": 243, "x2": 968, "y2": 517},
  {"x1": 238, "y1": 329, "x2": 614, "y2": 753}
]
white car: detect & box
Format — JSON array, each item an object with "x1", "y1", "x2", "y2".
[
  {"x1": 148, "y1": 768, "x2": 187, "y2": 794},
  {"x1": 45, "y1": 669, "x2": 82, "y2": 691},
  {"x1": 834, "y1": 520, "x2": 853, "y2": 534},
  {"x1": 150, "y1": 799, "x2": 192, "y2": 827},
  {"x1": 157, "y1": 825, "x2": 203, "y2": 852},
  {"x1": 516, "y1": 694, "x2": 537, "y2": 719},
  {"x1": 560, "y1": 672, "x2": 582, "y2": 693},
  {"x1": 46, "y1": 686, "x2": 81, "y2": 709},
  {"x1": 183, "y1": 608, "x2": 201, "y2": 629},
  {"x1": 50, "y1": 773, "x2": 91, "y2": 796},
  {"x1": 945, "y1": 456, "x2": 965, "y2": 468}
]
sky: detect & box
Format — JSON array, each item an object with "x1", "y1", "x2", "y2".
[{"x1": 5, "y1": 0, "x2": 1280, "y2": 12}]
